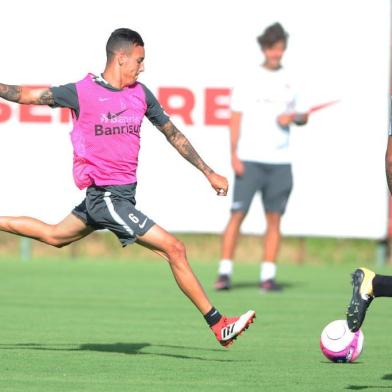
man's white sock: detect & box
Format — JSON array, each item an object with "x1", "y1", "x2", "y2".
[
  {"x1": 260, "y1": 261, "x2": 277, "y2": 282},
  {"x1": 218, "y1": 259, "x2": 233, "y2": 276}
]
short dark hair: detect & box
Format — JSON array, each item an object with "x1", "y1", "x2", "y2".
[
  {"x1": 106, "y1": 28, "x2": 144, "y2": 61},
  {"x1": 257, "y1": 23, "x2": 288, "y2": 49}
]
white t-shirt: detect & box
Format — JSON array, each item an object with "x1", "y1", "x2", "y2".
[{"x1": 231, "y1": 65, "x2": 305, "y2": 164}]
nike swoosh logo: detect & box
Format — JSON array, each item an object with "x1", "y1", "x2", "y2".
[
  {"x1": 139, "y1": 218, "x2": 147, "y2": 229},
  {"x1": 99, "y1": 97, "x2": 110, "y2": 102},
  {"x1": 107, "y1": 108, "x2": 129, "y2": 120}
]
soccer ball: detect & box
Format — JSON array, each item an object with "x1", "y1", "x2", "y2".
[{"x1": 320, "y1": 319, "x2": 364, "y2": 363}]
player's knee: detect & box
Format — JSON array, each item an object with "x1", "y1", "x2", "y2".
[
  {"x1": 231, "y1": 211, "x2": 246, "y2": 223},
  {"x1": 45, "y1": 237, "x2": 68, "y2": 248},
  {"x1": 45, "y1": 227, "x2": 69, "y2": 248},
  {"x1": 166, "y1": 238, "x2": 186, "y2": 261}
]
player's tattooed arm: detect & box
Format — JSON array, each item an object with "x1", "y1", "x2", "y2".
[
  {"x1": 0, "y1": 84, "x2": 21, "y2": 102},
  {"x1": 0, "y1": 83, "x2": 54, "y2": 105},
  {"x1": 158, "y1": 120, "x2": 229, "y2": 195},
  {"x1": 158, "y1": 120, "x2": 213, "y2": 176}
]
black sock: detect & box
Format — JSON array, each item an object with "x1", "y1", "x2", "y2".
[
  {"x1": 373, "y1": 274, "x2": 392, "y2": 297},
  {"x1": 204, "y1": 307, "x2": 222, "y2": 327}
]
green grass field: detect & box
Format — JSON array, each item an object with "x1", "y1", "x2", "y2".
[{"x1": 1, "y1": 252, "x2": 392, "y2": 392}]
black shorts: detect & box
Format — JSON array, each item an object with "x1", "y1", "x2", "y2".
[
  {"x1": 231, "y1": 161, "x2": 293, "y2": 214},
  {"x1": 72, "y1": 183, "x2": 155, "y2": 247}
]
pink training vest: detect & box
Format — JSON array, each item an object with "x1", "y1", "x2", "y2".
[{"x1": 71, "y1": 74, "x2": 147, "y2": 189}]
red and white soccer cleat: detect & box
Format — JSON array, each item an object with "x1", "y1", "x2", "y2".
[{"x1": 211, "y1": 310, "x2": 256, "y2": 347}]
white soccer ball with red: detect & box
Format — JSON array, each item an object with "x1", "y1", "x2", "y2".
[{"x1": 320, "y1": 319, "x2": 364, "y2": 363}]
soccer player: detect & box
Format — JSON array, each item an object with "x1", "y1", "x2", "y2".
[
  {"x1": 346, "y1": 110, "x2": 392, "y2": 332},
  {"x1": 214, "y1": 23, "x2": 308, "y2": 292},
  {"x1": 0, "y1": 28, "x2": 255, "y2": 347}
]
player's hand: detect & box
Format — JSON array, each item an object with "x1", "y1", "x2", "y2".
[
  {"x1": 231, "y1": 155, "x2": 245, "y2": 176},
  {"x1": 277, "y1": 113, "x2": 294, "y2": 127},
  {"x1": 207, "y1": 172, "x2": 228, "y2": 196},
  {"x1": 293, "y1": 112, "x2": 309, "y2": 125}
]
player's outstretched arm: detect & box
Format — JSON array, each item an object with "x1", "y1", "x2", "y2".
[
  {"x1": 158, "y1": 120, "x2": 228, "y2": 195},
  {"x1": 0, "y1": 83, "x2": 54, "y2": 105}
]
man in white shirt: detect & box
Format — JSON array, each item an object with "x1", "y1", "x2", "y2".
[{"x1": 215, "y1": 23, "x2": 308, "y2": 292}]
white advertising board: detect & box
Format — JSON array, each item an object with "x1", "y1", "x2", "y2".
[{"x1": 0, "y1": 0, "x2": 390, "y2": 238}]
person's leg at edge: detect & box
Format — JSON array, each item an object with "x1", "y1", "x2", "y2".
[
  {"x1": 0, "y1": 213, "x2": 94, "y2": 247},
  {"x1": 215, "y1": 211, "x2": 246, "y2": 290},
  {"x1": 136, "y1": 223, "x2": 255, "y2": 347},
  {"x1": 373, "y1": 274, "x2": 392, "y2": 297},
  {"x1": 347, "y1": 267, "x2": 392, "y2": 332},
  {"x1": 260, "y1": 212, "x2": 282, "y2": 290}
]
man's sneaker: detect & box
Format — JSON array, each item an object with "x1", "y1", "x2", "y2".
[
  {"x1": 214, "y1": 274, "x2": 231, "y2": 290},
  {"x1": 211, "y1": 310, "x2": 256, "y2": 347},
  {"x1": 347, "y1": 267, "x2": 375, "y2": 332},
  {"x1": 260, "y1": 279, "x2": 283, "y2": 293}
]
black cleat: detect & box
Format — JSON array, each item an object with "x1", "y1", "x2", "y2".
[
  {"x1": 214, "y1": 274, "x2": 231, "y2": 290},
  {"x1": 260, "y1": 279, "x2": 283, "y2": 293},
  {"x1": 346, "y1": 268, "x2": 375, "y2": 332}
]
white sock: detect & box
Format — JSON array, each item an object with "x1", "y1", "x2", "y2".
[
  {"x1": 260, "y1": 261, "x2": 277, "y2": 282},
  {"x1": 218, "y1": 259, "x2": 233, "y2": 276}
]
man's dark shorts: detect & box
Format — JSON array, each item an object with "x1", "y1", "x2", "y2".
[
  {"x1": 231, "y1": 161, "x2": 293, "y2": 214},
  {"x1": 72, "y1": 183, "x2": 155, "y2": 246}
]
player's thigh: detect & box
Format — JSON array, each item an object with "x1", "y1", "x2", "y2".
[
  {"x1": 231, "y1": 161, "x2": 262, "y2": 213},
  {"x1": 89, "y1": 191, "x2": 155, "y2": 247},
  {"x1": 136, "y1": 224, "x2": 182, "y2": 256},
  {"x1": 51, "y1": 213, "x2": 94, "y2": 242},
  {"x1": 262, "y1": 164, "x2": 293, "y2": 214}
]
